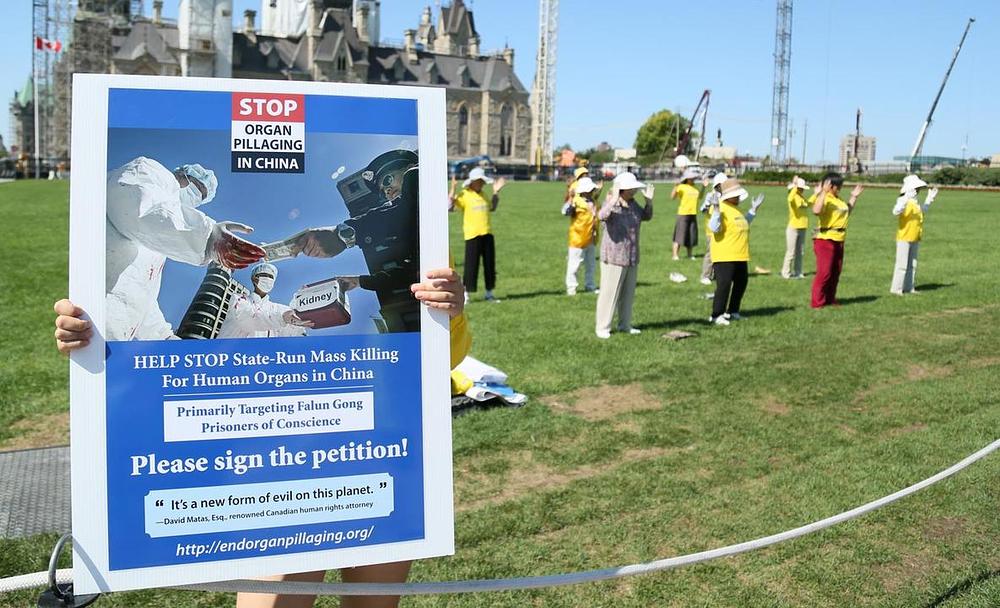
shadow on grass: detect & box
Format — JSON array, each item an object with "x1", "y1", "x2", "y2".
[
  {"x1": 634, "y1": 318, "x2": 709, "y2": 331},
  {"x1": 837, "y1": 295, "x2": 880, "y2": 306},
  {"x1": 924, "y1": 569, "x2": 1000, "y2": 607},
  {"x1": 916, "y1": 282, "x2": 955, "y2": 292},
  {"x1": 497, "y1": 289, "x2": 568, "y2": 301},
  {"x1": 738, "y1": 305, "x2": 796, "y2": 318}
]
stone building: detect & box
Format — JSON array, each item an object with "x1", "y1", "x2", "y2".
[
  {"x1": 13, "y1": 0, "x2": 531, "y2": 163},
  {"x1": 839, "y1": 134, "x2": 877, "y2": 168}
]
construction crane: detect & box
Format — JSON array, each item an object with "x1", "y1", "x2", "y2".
[
  {"x1": 529, "y1": 0, "x2": 558, "y2": 173},
  {"x1": 908, "y1": 17, "x2": 975, "y2": 171},
  {"x1": 657, "y1": 90, "x2": 710, "y2": 166}
]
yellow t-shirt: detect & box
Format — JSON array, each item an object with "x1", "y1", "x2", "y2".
[
  {"x1": 787, "y1": 190, "x2": 809, "y2": 229},
  {"x1": 675, "y1": 183, "x2": 700, "y2": 216},
  {"x1": 453, "y1": 188, "x2": 492, "y2": 240},
  {"x1": 567, "y1": 194, "x2": 598, "y2": 248},
  {"x1": 815, "y1": 194, "x2": 850, "y2": 242},
  {"x1": 896, "y1": 199, "x2": 924, "y2": 242},
  {"x1": 711, "y1": 203, "x2": 750, "y2": 262}
]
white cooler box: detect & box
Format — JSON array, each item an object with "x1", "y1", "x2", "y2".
[{"x1": 291, "y1": 278, "x2": 352, "y2": 329}]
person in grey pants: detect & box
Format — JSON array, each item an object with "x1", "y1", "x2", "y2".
[
  {"x1": 781, "y1": 176, "x2": 811, "y2": 279},
  {"x1": 891, "y1": 175, "x2": 938, "y2": 295},
  {"x1": 594, "y1": 172, "x2": 655, "y2": 339}
]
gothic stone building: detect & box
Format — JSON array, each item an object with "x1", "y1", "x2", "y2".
[{"x1": 18, "y1": 0, "x2": 530, "y2": 163}]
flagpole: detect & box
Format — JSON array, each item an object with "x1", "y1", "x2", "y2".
[{"x1": 33, "y1": 40, "x2": 40, "y2": 180}]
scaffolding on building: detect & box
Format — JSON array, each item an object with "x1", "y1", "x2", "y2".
[
  {"x1": 769, "y1": 0, "x2": 792, "y2": 164},
  {"x1": 529, "y1": 0, "x2": 558, "y2": 172}
]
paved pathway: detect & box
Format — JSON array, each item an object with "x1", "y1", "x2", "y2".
[{"x1": 0, "y1": 446, "x2": 71, "y2": 539}]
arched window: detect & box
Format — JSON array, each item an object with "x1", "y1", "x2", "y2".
[
  {"x1": 499, "y1": 103, "x2": 513, "y2": 157},
  {"x1": 457, "y1": 104, "x2": 469, "y2": 155},
  {"x1": 336, "y1": 53, "x2": 347, "y2": 72}
]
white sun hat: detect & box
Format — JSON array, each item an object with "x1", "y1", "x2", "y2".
[
  {"x1": 719, "y1": 178, "x2": 749, "y2": 202},
  {"x1": 712, "y1": 172, "x2": 729, "y2": 188},
  {"x1": 900, "y1": 174, "x2": 928, "y2": 193},
  {"x1": 574, "y1": 176, "x2": 599, "y2": 194},
  {"x1": 787, "y1": 176, "x2": 810, "y2": 190},
  {"x1": 680, "y1": 168, "x2": 701, "y2": 181},
  {"x1": 613, "y1": 171, "x2": 646, "y2": 191},
  {"x1": 463, "y1": 166, "x2": 494, "y2": 187}
]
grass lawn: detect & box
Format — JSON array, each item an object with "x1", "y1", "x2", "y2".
[{"x1": 1, "y1": 179, "x2": 998, "y2": 606}]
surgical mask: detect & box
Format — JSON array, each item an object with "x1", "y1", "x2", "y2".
[
  {"x1": 256, "y1": 277, "x2": 275, "y2": 293},
  {"x1": 178, "y1": 183, "x2": 204, "y2": 208}
]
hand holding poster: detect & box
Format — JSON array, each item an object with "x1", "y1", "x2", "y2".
[{"x1": 68, "y1": 75, "x2": 451, "y2": 594}]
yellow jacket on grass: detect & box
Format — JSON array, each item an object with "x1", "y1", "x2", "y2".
[
  {"x1": 815, "y1": 194, "x2": 850, "y2": 242},
  {"x1": 453, "y1": 188, "x2": 492, "y2": 240},
  {"x1": 449, "y1": 310, "x2": 473, "y2": 395},
  {"x1": 787, "y1": 190, "x2": 809, "y2": 229},
  {"x1": 896, "y1": 199, "x2": 924, "y2": 242},
  {"x1": 711, "y1": 203, "x2": 750, "y2": 262},
  {"x1": 567, "y1": 194, "x2": 598, "y2": 248}
]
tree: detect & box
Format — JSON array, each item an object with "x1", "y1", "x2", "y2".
[
  {"x1": 634, "y1": 109, "x2": 692, "y2": 161},
  {"x1": 577, "y1": 146, "x2": 614, "y2": 165}
]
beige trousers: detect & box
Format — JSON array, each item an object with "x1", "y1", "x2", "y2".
[
  {"x1": 595, "y1": 262, "x2": 638, "y2": 333},
  {"x1": 781, "y1": 227, "x2": 807, "y2": 278}
]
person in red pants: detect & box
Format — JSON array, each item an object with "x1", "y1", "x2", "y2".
[{"x1": 810, "y1": 172, "x2": 864, "y2": 308}]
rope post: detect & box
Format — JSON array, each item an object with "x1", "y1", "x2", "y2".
[{"x1": 36, "y1": 534, "x2": 100, "y2": 608}]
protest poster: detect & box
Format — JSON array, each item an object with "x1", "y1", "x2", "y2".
[{"x1": 67, "y1": 74, "x2": 451, "y2": 594}]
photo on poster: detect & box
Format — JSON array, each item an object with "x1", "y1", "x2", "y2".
[{"x1": 69, "y1": 75, "x2": 452, "y2": 594}]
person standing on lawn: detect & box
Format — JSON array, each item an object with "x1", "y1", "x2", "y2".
[
  {"x1": 670, "y1": 168, "x2": 701, "y2": 260},
  {"x1": 811, "y1": 172, "x2": 864, "y2": 308},
  {"x1": 891, "y1": 174, "x2": 939, "y2": 295},
  {"x1": 450, "y1": 167, "x2": 506, "y2": 302},
  {"x1": 562, "y1": 176, "x2": 602, "y2": 295},
  {"x1": 594, "y1": 172, "x2": 655, "y2": 339},
  {"x1": 565, "y1": 165, "x2": 590, "y2": 202},
  {"x1": 781, "y1": 176, "x2": 811, "y2": 279},
  {"x1": 707, "y1": 178, "x2": 764, "y2": 325},
  {"x1": 698, "y1": 171, "x2": 728, "y2": 285}
]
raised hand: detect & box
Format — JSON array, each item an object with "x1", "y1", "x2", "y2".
[
  {"x1": 850, "y1": 184, "x2": 864, "y2": 199},
  {"x1": 750, "y1": 193, "x2": 765, "y2": 213},
  {"x1": 493, "y1": 177, "x2": 507, "y2": 193}
]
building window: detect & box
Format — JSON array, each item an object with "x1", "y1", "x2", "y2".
[
  {"x1": 457, "y1": 104, "x2": 469, "y2": 155},
  {"x1": 499, "y1": 104, "x2": 513, "y2": 157},
  {"x1": 336, "y1": 54, "x2": 347, "y2": 72}
]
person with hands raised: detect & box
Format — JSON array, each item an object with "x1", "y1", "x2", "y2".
[
  {"x1": 449, "y1": 167, "x2": 506, "y2": 302},
  {"x1": 810, "y1": 172, "x2": 863, "y2": 308},
  {"x1": 594, "y1": 172, "x2": 654, "y2": 339},
  {"x1": 707, "y1": 179, "x2": 763, "y2": 325},
  {"x1": 890, "y1": 175, "x2": 939, "y2": 295}
]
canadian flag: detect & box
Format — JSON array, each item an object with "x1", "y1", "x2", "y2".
[{"x1": 35, "y1": 36, "x2": 62, "y2": 52}]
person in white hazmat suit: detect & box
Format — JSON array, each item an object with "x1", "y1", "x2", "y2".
[
  {"x1": 105, "y1": 157, "x2": 266, "y2": 340},
  {"x1": 217, "y1": 263, "x2": 314, "y2": 338}
]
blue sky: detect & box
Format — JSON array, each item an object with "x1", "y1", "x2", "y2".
[{"x1": 3, "y1": 1, "x2": 997, "y2": 162}]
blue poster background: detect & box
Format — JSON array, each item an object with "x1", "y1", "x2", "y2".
[{"x1": 103, "y1": 89, "x2": 427, "y2": 570}]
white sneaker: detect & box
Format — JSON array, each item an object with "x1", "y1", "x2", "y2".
[
  {"x1": 712, "y1": 316, "x2": 730, "y2": 326},
  {"x1": 889, "y1": 289, "x2": 904, "y2": 296},
  {"x1": 618, "y1": 327, "x2": 641, "y2": 335},
  {"x1": 672, "y1": 255, "x2": 680, "y2": 261},
  {"x1": 567, "y1": 289, "x2": 577, "y2": 296},
  {"x1": 595, "y1": 329, "x2": 611, "y2": 339},
  {"x1": 699, "y1": 277, "x2": 712, "y2": 285}
]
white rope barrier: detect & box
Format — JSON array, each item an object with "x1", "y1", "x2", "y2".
[{"x1": 1, "y1": 438, "x2": 997, "y2": 597}]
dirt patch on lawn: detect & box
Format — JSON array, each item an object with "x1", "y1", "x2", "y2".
[
  {"x1": 759, "y1": 396, "x2": 790, "y2": 416},
  {"x1": 905, "y1": 364, "x2": 952, "y2": 381},
  {"x1": 924, "y1": 305, "x2": 995, "y2": 318},
  {"x1": 545, "y1": 383, "x2": 662, "y2": 421},
  {"x1": 922, "y1": 516, "x2": 967, "y2": 541},
  {"x1": 877, "y1": 548, "x2": 944, "y2": 594},
  {"x1": 457, "y1": 445, "x2": 682, "y2": 512},
  {"x1": 886, "y1": 422, "x2": 928, "y2": 437},
  {"x1": 0, "y1": 412, "x2": 69, "y2": 452}
]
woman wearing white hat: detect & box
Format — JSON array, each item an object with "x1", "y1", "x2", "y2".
[
  {"x1": 891, "y1": 175, "x2": 939, "y2": 295},
  {"x1": 781, "y1": 176, "x2": 811, "y2": 279},
  {"x1": 449, "y1": 167, "x2": 507, "y2": 302},
  {"x1": 594, "y1": 172, "x2": 655, "y2": 338},
  {"x1": 562, "y1": 175, "x2": 602, "y2": 295},
  {"x1": 698, "y1": 172, "x2": 729, "y2": 284},
  {"x1": 670, "y1": 169, "x2": 702, "y2": 260},
  {"x1": 707, "y1": 178, "x2": 764, "y2": 325}
]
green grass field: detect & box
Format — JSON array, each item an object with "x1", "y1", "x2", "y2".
[{"x1": 1, "y1": 179, "x2": 998, "y2": 607}]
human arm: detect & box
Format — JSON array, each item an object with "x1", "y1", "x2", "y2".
[
  {"x1": 410, "y1": 267, "x2": 465, "y2": 318},
  {"x1": 53, "y1": 299, "x2": 92, "y2": 354},
  {"x1": 490, "y1": 177, "x2": 506, "y2": 211},
  {"x1": 746, "y1": 194, "x2": 765, "y2": 224},
  {"x1": 812, "y1": 180, "x2": 831, "y2": 215},
  {"x1": 846, "y1": 184, "x2": 864, "y2": 213},
  {"x1": 448, "y1": 176, "x2": 458, "y2": 211},
  {"x1": 922, "y1": 187, "x2": 938, "y2": 211},
  {"x1": 892, "y1": 195, "x2": 910, "y2": 216},
  {"x1": 708, "y1": 197, "x2": 722, "y2": 233},
  {"x1": 640, "y1": 184, "x2": 655, "y2": 221}
]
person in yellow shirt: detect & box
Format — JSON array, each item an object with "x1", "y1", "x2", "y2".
[
  {"x1": 811, "y1": 172, "x2": 864, "y2": 308},
  {"x1": 781, "y1": 176, "x2": 811, "y2": 279},
  {"x1": 707, "y1": 178, "x2": 764, "y2": 325},
  {"x1": 670, "y1": 168, "x2": 702, "y2": 260},
  {"x1": 449, "y1": 167, "x2": 507, "y2": 302},
  {"x1": 562, "y1": 176, "x2": 602, "y2": 295},
  {"x1": 891, "y1": 174, "x2": 939, "y2": 295}
]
